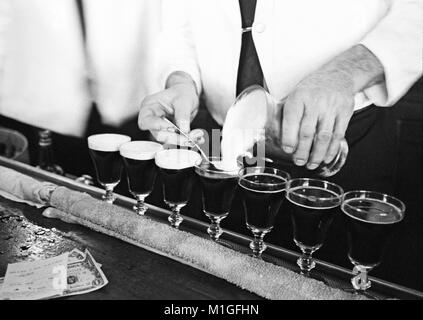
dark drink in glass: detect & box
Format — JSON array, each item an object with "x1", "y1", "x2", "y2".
[
  {"x1": 120, "y1": 141, "x2": 163, "y2": 215},
  {"x1": 88, "y1": 134, "x2": 131, "y2": 203},
  {"x1": 286, "y1": 179, "x2": 343, "y2": 274},
  {"x1": 341, "y1": 191, "x2": 405, "y2": 292},
  {"x1": 155, "y1": 149, "x2": 202, "y2": 228},
  {"x1": 195, "y1": 157, "x2": 240, "y2": 241},
  {"x1": 89, "y1": 150, "x2": 122, "y2": 184},
  {"x1": 238, "y1": 167, "x2": 290, "y2": 258},
  {"x1": 241, "y1": 174, "x2": 285, "y2": 230}
]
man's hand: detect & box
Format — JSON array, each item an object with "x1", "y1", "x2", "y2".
[
  {"x1": 282, "y1": 70, "x2": 355, "y2": 170},
  {"x1": 138, "y1": 71, "x2": 203, "y2": 145},
  {"x1": 281, "y1": 45, "x2": 385, "y2": 170}
]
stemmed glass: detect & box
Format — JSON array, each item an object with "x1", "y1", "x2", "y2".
[
  {"x1": 88, "y1": 134, "x2": 131, "y2": 204},
  {"x1": 195, "y1": 157, "x2": 240, "y2": 241},
  {"x1": 238, "y1": 167, "x2": 290, "y2": 258},
  {"x1": 341, "y1": 191, "x2": 405, "y2": 293},
  {"x1": 155, "y1": 149, "x2": 202, "y2": 228},
  {"x1": 120, "y1": 141, "x2": 163, "y2": 215},
  {"x1": 286, "y1": 178, "x2": 343, "y2": 275}
]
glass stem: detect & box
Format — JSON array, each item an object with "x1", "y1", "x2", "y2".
[
  {"x1": 102, "y1": 184, "x2": 116, "y2": 204},
  {"x1": 351, "y1": 265, "x2": 372, "y2": 292},
  {"x1": 133, "y1": 194, "x2": 148, "y2": 215},
  {"x1": 297, "y1": 247, "x2": 317, "y2": 275},
  {"x1": 250, "y1": 230, "x2": 267, "y2": 259},
  {"x1": 206, "y1": 214, "x2": 226, "y2": 241},
  {"x1": 168, "y1": 206, "x2": 183, "y2": 229}
]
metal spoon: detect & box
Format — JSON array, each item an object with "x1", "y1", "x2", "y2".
[{"x1": 162, "y1": 117, "x2": 213, "y2": 167}]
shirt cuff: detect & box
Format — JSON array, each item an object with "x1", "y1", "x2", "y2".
[{"x1": 359, "y1": 28, "x2": 423, "y2": 106}]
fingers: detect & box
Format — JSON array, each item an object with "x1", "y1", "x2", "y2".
[
  {"x1": 141, "y1": 114, "x2": 175, "y2": 132},
  {"x1": 320, "y1": 139, "x2": 349, "y2": 177},
  {"x1": 174, "y1": 97, "x2": 194, "y2": 134},
  {"x1": 323, "y1": 138, "x2": 341, "y2": 165},
  {"x1": 152, "y1": 128, "x2": 205, "y2": 146},
  {"x1": 189, "y1": 129, "x2": 206, "y2": 145},
  {"x1": 331, "y1": 139, "x2": 349, "y2": 171},
  {"x1": 138, "y1": 106, "x2": 173, "y2": 132},
  {"x1": 138, "y1": 92, "x2": 175, "y2": 131},
  {"x1": 292, "y1": 110, "x2": 318, "y2": 167},
  {"x1": 281, "y1": 95, "x2": 304, "y2": 154},
  {"x1": 139, "y1": 86, "x2": 198, "y2": 138},
  {"x1": 324, "y1": 112, "x2": 352, "y2": 164},
  {"x1": 153, "y1": 131, "x2": 188, "y2": 145},
  {"x1": 283, "y1": 89, "x2": 353, "y2": 170},
  {"x1": 306, "y1": 116, "x2": 335, "y2": 170}
]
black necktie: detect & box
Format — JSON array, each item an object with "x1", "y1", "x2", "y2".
[
  {"x1": 236, "y1": 0, "x2": 264, "y2": 96},
  {"x1": 75, "y1": 0, "x2": 86, "y2": 43}
]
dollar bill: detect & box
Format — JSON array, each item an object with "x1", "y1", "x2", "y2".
[
  {"x1": 61, "y1": 249, "x2": 108, "y2": 297},
  {"x1": 68, "y1": 248, "x2": 102, "y2": 268},
  {"x1": 0, "y1": 249, "x2": 108, "y2": 299},
  {"x1": 68, "y1": 248, "x2": 86, "y2": 264}
]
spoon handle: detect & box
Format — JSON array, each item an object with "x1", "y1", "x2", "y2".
[{"x1": 162, "y1": 118, "x2": 209, "y2": 162}]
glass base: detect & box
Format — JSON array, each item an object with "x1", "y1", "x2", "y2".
[
  {"x1": 351, "y1": 265, "x2": 373, "y2": 291},
  {"x1": 296, "y1": 255, "x2": 316, "y2": 274},
  {"x1": 133, "y1": 194, "x2": 148, "y2": 215},
  {"x1": 101, "y1": 182, "x2": 119, "y2": 204},
  {"x1": 348, "y1": 255, "x2": 377, "y2": 292},
  {"x1": 166, "y1": 202, "x2": 186, "y2": 229},
  {"x1": 294, "y1": 240, "x2": 321, "y2": 274},
  {"x1": 247, "y1": 225, "x2": 271, "y2": 259},
  {"x1": 205, "y1": 212, "x2": 228, "y2": 242}
]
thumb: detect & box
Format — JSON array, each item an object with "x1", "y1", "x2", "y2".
[{"x1": 174, "y1": 98, "x2": 194, "y2": 134}]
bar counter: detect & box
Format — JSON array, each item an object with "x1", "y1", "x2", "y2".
[{"x1": 0, "y1": 156, "x2": 422, "y2": 300}]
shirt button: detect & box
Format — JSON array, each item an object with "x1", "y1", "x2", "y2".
[{"x1": 253, "y1": 22, "x2": 266, "y2": 33}]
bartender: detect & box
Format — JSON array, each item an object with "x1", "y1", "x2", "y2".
[
  {"x1": 0, "y1": 0, "x2": 162, "y2": 176},
  {"x1": 138, "y1": 0, "x2": 422, "y2": 180}
]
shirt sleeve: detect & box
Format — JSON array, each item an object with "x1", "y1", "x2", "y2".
[
  {"x1": 359, "y1": 0, "x2": 423, "y2": 106},
  {"x1": 153, "y1": 0, "x2": 202, "y2": 93}
]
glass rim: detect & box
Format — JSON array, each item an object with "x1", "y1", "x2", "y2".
[
  {"x1": 119, "y1": 141, "x2": 163, "y2": 161},
  {"x1": 87, "y1": 133, "x2": 131, "y2": 140},
  {"x1": 87, "y1": 133, "x2": 131, "y2": 152},
  {"x1": 194, "y1": 156, "x2": 242, "y2": 175},
  {"x1": 238, "y1": 166, "x2": 291, "y2": 188},
  {"x1": 155, "y1": 148, "x2": 202, "y2": 169},
  {"x1": 120, "y1": 140, "x2": 162, "y2": 148},
  {"x1": 286, "y1": 178, "x2": 344, "y2": 202},
  {"x1": 342, "y1": 190, "x2": 406, "y2": 216}
]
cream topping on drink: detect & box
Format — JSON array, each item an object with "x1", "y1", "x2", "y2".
[
  {"x1": 212, "y1": 160, "x2": 240, "y2": 173},
  {"x1": 196, "y1": 160, "x2": 240, "y2": 179},
  {"x1": 119, "y1": 141, "x2": 163, "y2": 160},
  {"x1": 155, "y1": 149, "x2": 202, "y2": 170},
  {"x1": 221, "y1": 88, "x2": 268, "y2": 170},
  {"x1": 88, "y1": 134, "x2": 131, "y2": 152}
]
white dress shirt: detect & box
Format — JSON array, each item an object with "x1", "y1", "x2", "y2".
[
  {"x1": 0, "y1": 0, "x2": 162, "y2": 137},
  {"x1": 155, "y1": 0, "x2": 423, "y2": 126}
]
